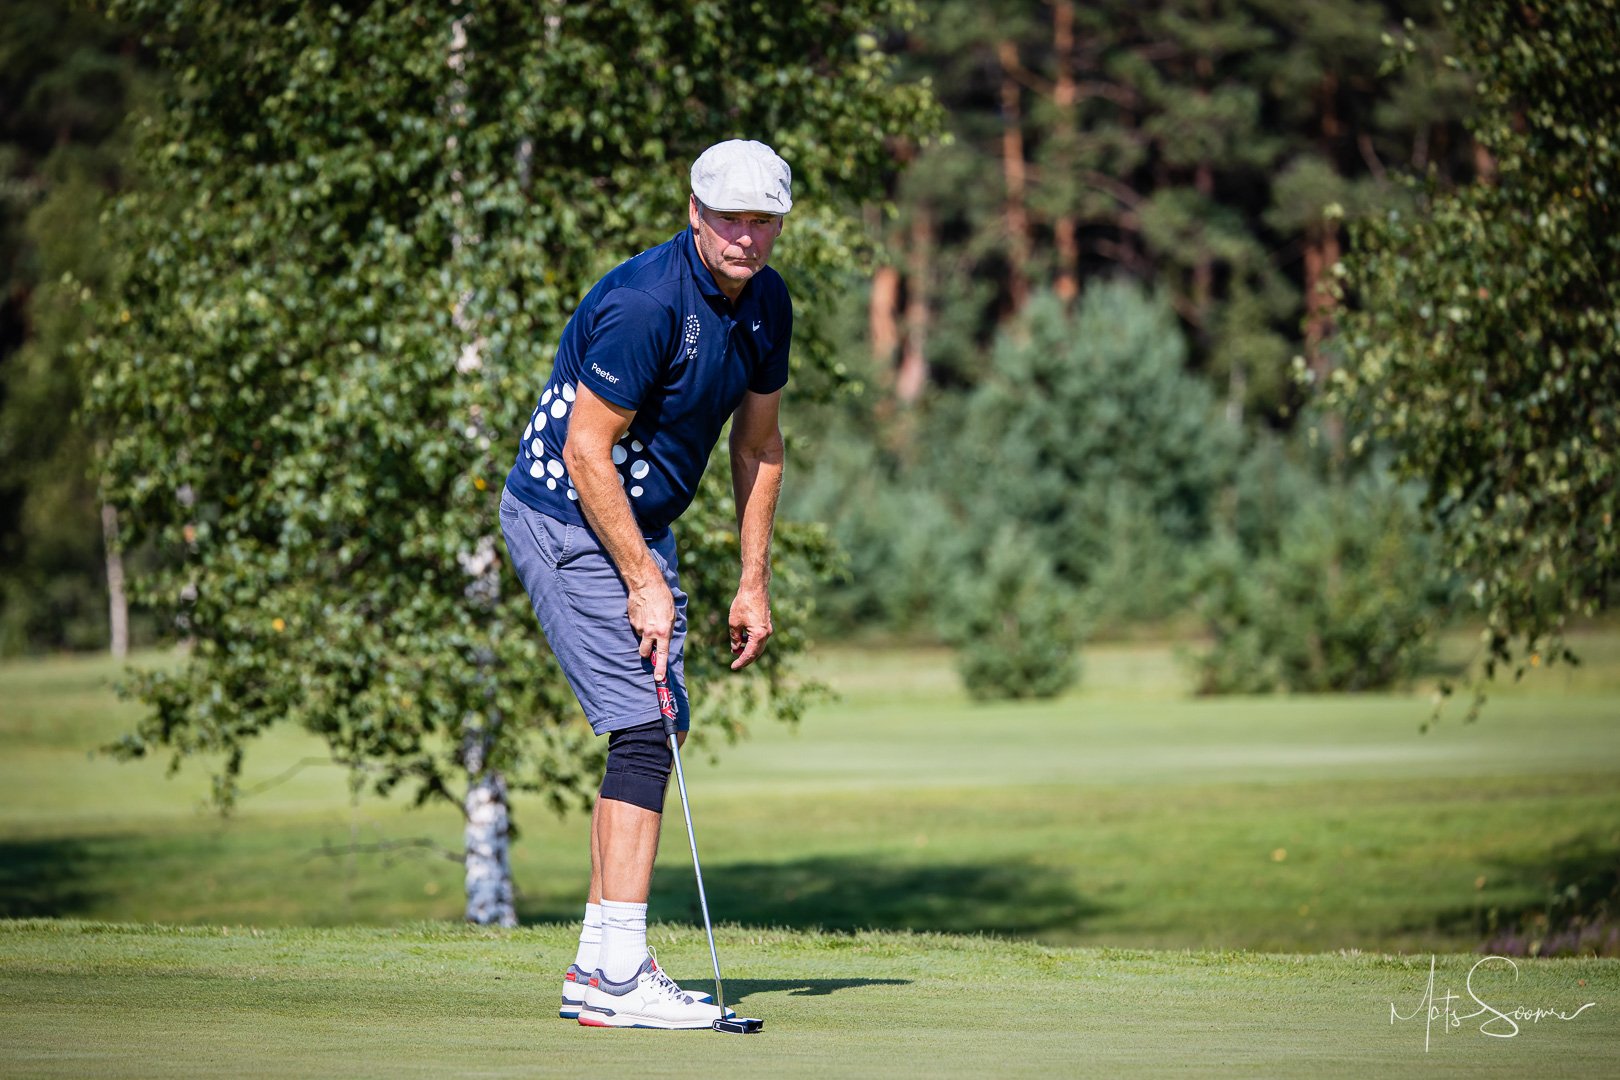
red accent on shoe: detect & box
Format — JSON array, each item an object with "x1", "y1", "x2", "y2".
[
  {"x1": 588, "y1": 976, "x2": 599, "y2": 987},
  {"x1": 578, "y1": 1014, "x2": 609, "y2": 1028},
  {"x1": 565, "y1": 970, "x2": 578, "y2": 983}
]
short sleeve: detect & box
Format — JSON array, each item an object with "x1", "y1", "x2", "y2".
[
  {"x1": 582, "y1": 288, "x2": 674, "y2": 410},
  {"x1": 748, "y1": 293, "x2": 792, "y2": 395}
]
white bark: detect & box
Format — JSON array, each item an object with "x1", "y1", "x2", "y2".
[
  {"x1": 463, "y1": 758, "x2": 517, "y2": 926},
  {"x1": 101, "y1": 503, "x2": 128, "y2": 659},
  {"x1": 447, "y1": 9, "x2": 516, "y2": 926}
]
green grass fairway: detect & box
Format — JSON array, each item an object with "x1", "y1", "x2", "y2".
[
  {"x1": 2, "y1": 636, "x2": 1619, "y2": 1075},
  {"x1": 3, "y1": 639, "x2": 1617, "y2": 952},
  {"x1": 1, "y1": 921, "x2": 1614, "y2": 1078}
]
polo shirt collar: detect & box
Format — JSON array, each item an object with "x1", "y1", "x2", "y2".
[{"x1": 680, "y1": 226, "x2": 755, "y2": 308}]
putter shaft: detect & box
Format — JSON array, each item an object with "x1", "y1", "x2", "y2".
[
  {"x1": 657, "y1": 673, "x2": 761, "y2": 1033},
  {"x1": 665, "y1": 719, "x2": 727, "y2": 1016}
]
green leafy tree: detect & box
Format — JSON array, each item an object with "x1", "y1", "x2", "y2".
[
  {"x1": 1330, "y1": 0, "x2": 1619, "y2": 698},
  {"x1": 86, "y1": 0, "x2": 938, "y2": 922}
]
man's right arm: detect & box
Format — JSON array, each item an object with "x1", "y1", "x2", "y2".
[{"x1": 563, "y1": 385, "x2": 675, "y2": 680}]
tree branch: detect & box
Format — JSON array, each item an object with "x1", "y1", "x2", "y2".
[{"x1": 237, "y1": 756, "x2": 341, "y2": 800}]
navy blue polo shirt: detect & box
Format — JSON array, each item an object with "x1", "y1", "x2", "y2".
[{"x1": 504, "y1": 227, "x2": 791, "y2": 534}]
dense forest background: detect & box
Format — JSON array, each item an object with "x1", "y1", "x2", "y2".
[{"x1": 786, "y1": 0, "x2": 1484, "y2": 695}]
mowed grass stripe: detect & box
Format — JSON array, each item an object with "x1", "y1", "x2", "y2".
[
  {"x1": 685, "y1": 690, "x2": 1620, "y2": 793},
  {"x1": 2, "y1": 921, "x2": 1616, "y2": 1079}
]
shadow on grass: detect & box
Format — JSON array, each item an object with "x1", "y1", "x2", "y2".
[
  {"x1": 726, "y1": 977, "x2": 911, "y2": 1008},
  {"x1": 522, "y1": 854, "x2": 1105, "y2": 936},
  {"x1": 1429, "y1": 833, "x2": 1620, "y2": 957},
  {"x1": 0, "y1": 836, "x2": 106, "y2": 917}
]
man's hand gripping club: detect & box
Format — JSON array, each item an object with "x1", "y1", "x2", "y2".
[{"x1": 630, "y1": 577, "x2": 676, "y2": 682}]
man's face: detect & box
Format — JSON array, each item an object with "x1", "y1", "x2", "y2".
[{"x1": 689, "y1": 197, "x2": 783, "y2": 296}]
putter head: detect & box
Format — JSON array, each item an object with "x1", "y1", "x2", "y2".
[{"x1": 713, "y1": 1016, "x2": 764, "y2": 1034}]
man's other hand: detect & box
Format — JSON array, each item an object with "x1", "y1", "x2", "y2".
[{"x1": 728, "y1": 585, "x2": 773, "y2": 670}]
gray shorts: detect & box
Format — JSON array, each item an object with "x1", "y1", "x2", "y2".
[{"x1": 499, "y1": 485, "x2": 690, "y2": 736}]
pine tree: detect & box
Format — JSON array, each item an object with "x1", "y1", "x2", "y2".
[{"x1": 876, "y1": 0, "x2": 1475, "y2": 421}]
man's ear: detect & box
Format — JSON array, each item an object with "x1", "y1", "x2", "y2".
[{"x1": 689, "y1": 195, "x2": 702, "y2": 231}]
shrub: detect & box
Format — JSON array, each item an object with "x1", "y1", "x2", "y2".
[
  {"x1": 941, "y1": 526, "x2": 1083, "y2": 701},
  {"x1": 1191, "y1": 456, "x2": 1453, "y2": 694}
]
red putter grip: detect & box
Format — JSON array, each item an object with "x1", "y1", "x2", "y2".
[{"x1": 656, "y1": 678, "x2": 677, "y2": 722}]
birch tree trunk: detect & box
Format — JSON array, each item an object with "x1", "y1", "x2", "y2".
[
  {"x1": 446, "y1": 8, "x2": 517, "y2": 927},
  {"x1": 463, "y1": 719, "x2": 517, "y2": 926},
  {"x1": 101, "y1": 502, "x2": 128, "y2": 659}
]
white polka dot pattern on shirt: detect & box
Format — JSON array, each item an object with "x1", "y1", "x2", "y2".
[
  {"x1": 518, "y1": 383, "x2": 578, "y2": 494},
  {"x1": 612, "y1": 434, "x2": 653, "y2": 499},
  {"x1": 520, "y1": 383, "x2": 661, "y2": 506},
  {"x1": 682, "y1": 315, "x2": 700, "y2": 361}
]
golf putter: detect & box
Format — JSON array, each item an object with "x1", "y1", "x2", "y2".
[{"x1": 656, "y1": 672, "x2": 764, "y2": 1034}]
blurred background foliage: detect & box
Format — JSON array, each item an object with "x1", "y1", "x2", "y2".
[
  {"x1": 0, "y1": 0, "x2": 1613, "y2": 710},
  {"x1": 0, "y1": 0, "x2": 151, "y2": 653}
]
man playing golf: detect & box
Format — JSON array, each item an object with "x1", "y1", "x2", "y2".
[{"x1": 499, "y1": 139, "x2": 791, "y2": 1030}]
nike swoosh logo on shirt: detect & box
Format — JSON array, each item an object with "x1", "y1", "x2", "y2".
[{"x1": 751, "y1": 321, "x2": 762, "y2": 332}]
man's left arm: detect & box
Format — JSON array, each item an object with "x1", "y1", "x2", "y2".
[{"x1": 727, "y1": 388, "x2": 785, "y2": 671}]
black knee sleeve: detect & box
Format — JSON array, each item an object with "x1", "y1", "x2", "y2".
[{"x1": 599, "y1": 720, "x2": 672, "y2": 812}]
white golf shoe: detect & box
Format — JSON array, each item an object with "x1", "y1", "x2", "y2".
[
  {"x1": 562, "y1": 961, "x2": 712, "y2": 1019},
  {"x1": 577, "y1": 954, "x2": 727, "y2": 1030},
  {"x1": 559, "y1": 964, "x2": 589, "y2": 1019}
]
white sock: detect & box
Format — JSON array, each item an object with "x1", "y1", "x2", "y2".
[
  {"x1": 572, "y1": 902, "x2": 602, "y2": 973},
  {"x1": 598, "y1": 899, "x2": 649, "y2": 982}
]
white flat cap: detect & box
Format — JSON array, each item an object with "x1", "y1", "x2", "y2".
[{"x1": 691, "y1": 139, "x2": 793, "y2": 214}]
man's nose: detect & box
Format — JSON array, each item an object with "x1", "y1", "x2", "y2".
[{"x1": 736, "y1": 232, "x2": 753, "y2": 249}]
